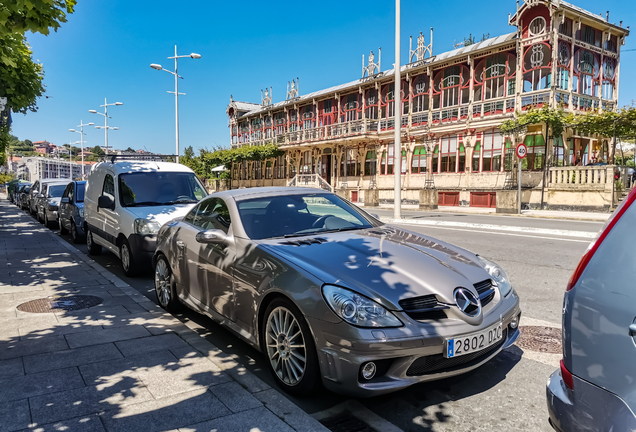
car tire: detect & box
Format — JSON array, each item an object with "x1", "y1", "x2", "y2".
[
  {"x1": 120, "y1": 238, "x2": 137, "y2": 277},
  {"x1": 261, "y1": 298, "x2": 320, "y2": 395},
  {"x1": 59, "y1": 219, "x2": 69, "y2": 235},
  {"x1": 154, "y1": 254, "x2": 181, "y2": 312},
  {"x1": 86, "y1": 230, "x2": 102, "y2": 255},
  {"x1": 43, "y1": 211, "x2": 53, "y2": 229},
  {"x1": 71, "y1": 221, "x2": 84, "y2": 244}
]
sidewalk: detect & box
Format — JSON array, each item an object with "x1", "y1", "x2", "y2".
[
  {"x1": 0, "y1": 196, "x2": 328, "y2": 432},
  {"x1": 358, "y1": 203, "x2": 611, "y2": 222}
]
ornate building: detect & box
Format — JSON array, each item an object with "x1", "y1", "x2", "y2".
[{"x1": 227, "y1": 0, "x2": 629, "y2": 209}]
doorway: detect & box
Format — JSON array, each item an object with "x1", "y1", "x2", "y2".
[{"x1": 321, "y1": 155, "x2": 332, "y2": 185}]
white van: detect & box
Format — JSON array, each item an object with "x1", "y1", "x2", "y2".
[{"x1": 84, "y1": 158, "x2": 207, "y2": 276}]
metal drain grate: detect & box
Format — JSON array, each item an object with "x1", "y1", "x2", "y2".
[
  {"x1": 320, "y1": 412, "x2": 378, "y2": 432},
  {"x1": 515, "y1": 326, "x2": 562, "y2": 354},
  {"x1": 17, "y1": 295, "x2": 104, "y2": 313}
]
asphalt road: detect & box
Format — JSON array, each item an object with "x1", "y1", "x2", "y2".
[{"x1": 44, "y1": 209, "x2": 600, "y2": 432}]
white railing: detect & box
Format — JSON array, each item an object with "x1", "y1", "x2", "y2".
[
  {"x1": 548, "y1": 165, "x2": 612, "y2": 189},
  {"x1": 287, "y1": 174, "x2": 333, "y2": 192}
]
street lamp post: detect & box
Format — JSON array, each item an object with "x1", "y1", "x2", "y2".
[
  {"x1": 150, "y1": 46, "x2": 201, "y2": 163},
  {"x1": 393, "y1": 0, "x2": 402, "y2": 220},
  {"x1": 70, "y1": 121, "x2": 94, "y2": 178},
  {"x1": 68, "y1": 140, "x2": 81, "y2": 179},
  {"x1": 89, "y1": 98, "x2": 122, "y2": 156}
]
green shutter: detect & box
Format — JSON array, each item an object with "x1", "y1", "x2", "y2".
[
  {"x1": 474, "y1": 142, "x2": 481, "y2": 152},
  {"x1": 434, "y1": 145, "x2": 439, "y2": 154},
  {"x1": 524, "y1": 135, "x2": 534, "y2": 147},
  {"x1": 535, "y1": 135, "x2": 545, "y2": 147},
  {"x1": 505, "y1": 139, "x2": 512, "y2": 148},
  {"x1": 459, "y1": 143, "x2": 465, "y2": 152},
  {"x1": 414, "y1": 147, "x2": 420, "y2": 156}
]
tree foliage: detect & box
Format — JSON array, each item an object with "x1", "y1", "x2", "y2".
[
  {"x1": 0, "y1": 34, "x2": 44, "y2": 113},
  {"x1": 0, "y1": 0, "x2": 76, "y2": 37},
  {"x1": 180, "y1": 144, "x2": 284, "y2": 179}
]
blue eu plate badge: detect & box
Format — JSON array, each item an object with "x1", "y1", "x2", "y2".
[{"x1": 447, "y1": 339, "x2": 455, "y2": 358}]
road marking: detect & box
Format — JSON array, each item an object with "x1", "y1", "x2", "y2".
[
  {"x1": 381, "y1": 218, "x2": 597, "y2": 239},
  {"x1": 394, "y1": 224, "x2": 592, "y2": 243}
]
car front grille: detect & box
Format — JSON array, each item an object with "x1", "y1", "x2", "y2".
[
  {"x1": 399, "y1": 294, "x2": 448, "y2": 321},
  {"x1": 474, "y1": 279, "x2": 496, "y2": 307},
  {"x1": 406, "y1": 328, "x2": 508, "y2": 376}
]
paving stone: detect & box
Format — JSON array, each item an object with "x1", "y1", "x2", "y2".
[
  {"x1": 209, "y1": 381, "x2": 262, "y2": 413},
  {"x1": 0, "y1": 367, "x2": 85, "y2": 403},
  {"x1": 99, "y1": 388, "x2": 231, "y2": 432},
  {"x1": 254, "y1": 389, "x2": 330, "y2": 432},
  {"x1": 0, "y1": 357, "x2": 24, "y2": 379},
  {"x1": 29, "y1": 376, "x2": 153, "y2": 425},
  {"x1": 180, "y1": 406, "x2": 295, "y2": 432},
  {"x1": 79, "y1": 349, "x2": 178, "y2": 384},
  {"x1": 23, "y1": 342, "x2": 123, "y2": 374},
  {"x1": 0, "y1": 399, "x2": 31, "y2": 432},
  {"x1": 116, "y1": 333, "x2": 188, "y2": 357},
  {"x1": 65, "y1": 325, "x2": 151, "y2": 349},
  {"x1": 16, "y1": 414, "x2": 106, "y2": 432},
  {"x1": 56, "y1": 305, "x2": 132, "y2": 321},
  {"x1": 19, "y1": 324, "x2": 101, "y2": 341},
  {"x1": 226, "y1": 367, "x2": 271, "y2": 394},
  {"x1": 0, "y1": 335, "x2": 68, "y2": 361}
]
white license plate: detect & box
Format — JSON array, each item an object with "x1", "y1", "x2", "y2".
[{"x1": 445, "y1": 323, "x2": 503, "y2": 358}]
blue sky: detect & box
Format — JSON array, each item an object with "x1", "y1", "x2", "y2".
[{"x1": 10, "y1": 0, "x2": 636, "y2": 155}]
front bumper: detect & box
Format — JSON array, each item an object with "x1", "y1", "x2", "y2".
[
  {"x1": 310, "y1": 289, "x2": 521, "y2": 397},
  {"x1": 546, "y1": 368, "x2": 636, "y2": 432},
  {"x1": 128, "y1": 234, "x2": 157, "y2": 267}
]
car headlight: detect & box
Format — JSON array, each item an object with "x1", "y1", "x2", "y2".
[
  {"x1": 78, "y1": 207, "x2": 84, "y2": 217},
  {"x1": 322, "y1": 285, "x2": 403, "y2": 328},
  {"x1": 48, "y1": 204, "x2": 58, "y2": 211},
  {"x1": 134, "y1": 218, "x2": 161, "y2": 235},
  {"x1": 476, "y1": 256, "x2": 512, "y2": 297}
]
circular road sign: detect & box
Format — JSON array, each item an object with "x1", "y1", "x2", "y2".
[{"x1": 516, "y1": 143, "x2": 527, "y2": 159}]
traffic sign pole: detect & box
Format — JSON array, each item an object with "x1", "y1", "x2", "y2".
[{"x1": 516, "y1": 144, "x2": 527, "y2": 215}]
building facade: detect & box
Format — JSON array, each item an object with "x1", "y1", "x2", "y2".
[
  {"x1": 227, "y1": 0, "x2": 629, "y2": 210},
  {"x1": 19, "y1": 157, "x2": 92, "y2": 182}
]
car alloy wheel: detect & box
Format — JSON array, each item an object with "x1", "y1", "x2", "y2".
[
  {"x1": 60, "y1": 218, "x2": 69, "y2": 235},
  {"x1": 71, "y1": 221, "x2": 82, "y2": 243},
  {"x1": 265, "y1": 306, "x2": 308, "y2": 387},
  {"x1": 86, "y1": 230, "x2": 102, "y2": 255},
  {"x1": 120, "y1": 239, "x2": 137, "y2": 277},
  {"x1": 154, "y1": 255, "x2": 179, "y2": 312}
]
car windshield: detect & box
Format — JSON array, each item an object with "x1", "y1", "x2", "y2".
[
  {"x1": 237, "y1": 193, "x2": 377, "y2": 240},
  {"x1": 48, "y1": 185, "x2": 66, "y2": 198},
  {"x1": 76, "y1": 183, "x2": 85, "y2": 202},
  {"x1": 118, "y1": 172, "x2": 207, "y2": 207}
]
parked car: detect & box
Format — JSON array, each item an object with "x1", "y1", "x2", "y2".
[
  {"x1": 84, "y1": 158, "x2": 207, "y2": 276},
  {"x1": 546, "y1": 187, "x2": 636, "y2": 431},
  {"x1": 59, "y1": 181, "x2": 87, "y2": 243},
  {"x1": 27, "y1": 179, "x2": 58, "y2": 216},
  {"x1": 17, "y1": 183, "x2": 32, "y2": 210},
  {"x1": 7, "y1": 180, "x2": 27, "y2": 204},
  {"x1": 153, "y1": 187, "x2": 522, "y2": 396},
  {"x1": 36, "y1": 180, "x2": 71, "y2": 229}
]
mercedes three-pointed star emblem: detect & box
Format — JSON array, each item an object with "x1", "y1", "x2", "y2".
[{"x1": 454, "y1": 288, "x2": 481, "y2": 317}]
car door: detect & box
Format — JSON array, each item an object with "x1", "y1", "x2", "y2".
[
  {"x1": 29, "y1": 181, "x2": 39, "y2": 212},
  {"x1": 97, "y1": 173, "x2": 119, "y2": 247},
  {"x1": 60, "y1": 183, "x2": 73, "y2": 230},
  {"x1": 565, "y1": 195, "x2": 636, "y2": 413},
  {"x1": 181, "y1": 197, "x2": 235, "y2": 319}
]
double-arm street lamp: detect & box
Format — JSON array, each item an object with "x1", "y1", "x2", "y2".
[
  {"x1": 150, "y1": 46, "x2": 201, "y2": 163},
  {"x1": 70, "y1": 121, "x2": 94, "y2": 178},
  {"x1": 89, "y1": 98, "x2": 122, "y2": 155}
]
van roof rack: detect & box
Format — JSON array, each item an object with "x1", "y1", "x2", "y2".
[{"x1": 102, "y1": 154, "x2": 178, "y2": 164}]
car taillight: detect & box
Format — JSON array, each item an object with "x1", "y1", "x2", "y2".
[
  {"x1": 560, "y1": 359, "x2": 574, "y2": 390},
  {"x1": 566, "y1": 187, "x2": 636, "y2": 291}
]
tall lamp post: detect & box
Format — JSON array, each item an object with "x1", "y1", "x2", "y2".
[
  {"x1": 68, "y1": 140, "x2": 81, "y2": 179},
  {"x1": 150, "y1": 46, "x2": 201, "y2": 163},
  {"x1": 393, "y1": 0, "x2": 402, "y2": 220},
  {"x1": 70, "y1": 121, "x2": 94, "y2": 178},
  {"x1": 89, "y1": 98, "x2": 122, "y2": 155}
]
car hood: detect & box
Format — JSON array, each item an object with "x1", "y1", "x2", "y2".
[
  {"x1": 126, "y1": 204, "x2": 196, "y2": 226},
  {"x1": 259, "y1": 226, "x2": 492, "y2": 311}
]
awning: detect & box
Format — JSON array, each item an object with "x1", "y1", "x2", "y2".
[{"x1": 211, "y1": 165, "x2": 227, "y2": 172}]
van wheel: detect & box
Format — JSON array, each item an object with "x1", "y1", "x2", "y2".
[
  {"x1": 120, "y1": 239, "x2": 137, "y2": 277},
  {"x1": 86, "y1": 230, "x2": 102, "y2": 255}
]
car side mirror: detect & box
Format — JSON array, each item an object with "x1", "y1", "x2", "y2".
[
  {"x1": 37, "y1": 193, "x2": 44, "y2": 198},
  {"x1": 97, "y1": 195, "x2": 115, "y2": 210},
  {"x1": 195, "y1": 229, "x2": 230, "y2": 245},
  {"x1": 61, "y1": 197, "x2": 70, "y2": 204}
]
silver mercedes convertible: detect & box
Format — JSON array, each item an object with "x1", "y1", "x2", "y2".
[{"x1": 153, "y1": 187, "x2": 521, "y2": 397}]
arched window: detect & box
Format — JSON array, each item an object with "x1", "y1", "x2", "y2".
[
  {"x1": 556, "y1": 42, "x2": 571, "y2": 91},
  {"x1": 412, "y1": 75, "x2": 429, "y2": 112},
  {"x1": 274, "y1": 155, "x2": 286, "y2": 179},
  {"x1": 239, "y1": 121, "x2": 249, "y2": 143},
  {"x1": 458, "y1": 141, "x2": 466, "y2": 172},
  {"x1": 364, "y1": 150, "x2": 376, "y2": 176},
  {"x1": 250, "y1": 118, "x2": 262, "y2": 141},
  {"x1": 289, "y1": 110, "x2": 298, "y2": 132},
  {"x1": 401, "y1": 79, "x2": 409, "y2": 116},
  {"x1": 264, "y1": 115, "x2": 273, "y2": 139},
  {"x1": 472, "y1": 141, "x2": 481, "y2": 172},
  {"x1": 433, "y1": 65, "x2": 470, "y2": 109},
  {"x1": 522, "y1": 43, "x2": 552, "y2": 93},
  {"x1": 319, "y1": 99, "x2": 335, "y2": 126},
  {"x1": 300, "y1": 105, "x2": 314, "y2": 130},
  {"x1": 574, "y1": 49, "x2": 600, "y2": 96},
  {"x1": 301, "y1": 151, "x2": 312, "y2": 174},
  {"x1": 529, "y1": 17, "x2": 546, "y2": 36},
  {"x1": 474, "y1": 53, "x2": 516, "y2": 102},
  {"x1": 411, "y1": 146, "x2": 427, "y2": 173},
  {"x1": 522, "y1": 135, "x2": 545, "y2": 171},
  {"x1": 341, "y1": 93, "x2": 360, "y2": 122},
  {"x1": 379, "y1": 143, "x2": 406, "y2": 175},
  {"x1": 365, "y1": 89, "x2": 379, "y2": 120},
  {"x1": 432, "y1": 144, "x2": 439, "y2": 173},
  {"x1": 381, "y1": 83, "x2": 395, "y2": 119},
  {"x1": 274, "y1": 112, "x2": 286, "y2": 136}
]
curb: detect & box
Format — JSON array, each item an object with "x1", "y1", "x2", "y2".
[{"x1": 31, "y1": 209, "x2": 328, "y2": 432}]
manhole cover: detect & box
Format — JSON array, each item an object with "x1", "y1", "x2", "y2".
[
  {"x1": 515, "y1": 326, "x2": 562, "y2": 354},
  {"x1": 17, "y1": 295, "x2": 103, "y2": 313},
  {"x1": 320, "y1": 412, "x2": 378, "y2": 432}
]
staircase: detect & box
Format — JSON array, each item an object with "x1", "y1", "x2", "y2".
[{"x1": 287, "y1": 174, "x2": 333, "y2": 192}]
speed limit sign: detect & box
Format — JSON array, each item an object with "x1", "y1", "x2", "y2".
[{"x1": 516, "y1": 143, "x2": 527, "y2": 159}]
